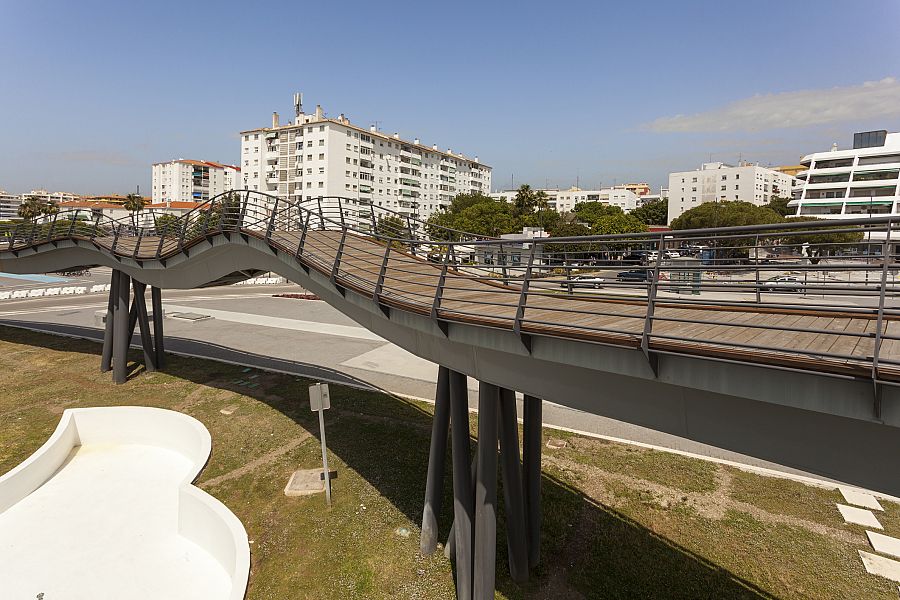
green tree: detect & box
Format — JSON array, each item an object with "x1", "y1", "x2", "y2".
[
  {"x1": 766, "y1": 196, "x2": 795, "y2": 217},
  {"x1": 572, "y1": 201, "x2": 623, "y2": 226},
  {"x1": 591, "y1": 213, "x2": 647, "y2": 236},
  {"x1": 123, "y1": 193, "x2": 147, "y2": 227},
  {"x1": 154, "y1": 213, "x2": 180, "y2": 235},
  {"x1": 630, "y1": 198, "x2": 668, "y2": 225},
  {"x1": 780, "y1": 216, "x2": 863, "y2": 263},
  {"x1": 670, "y1": 201, "x2": 783, "y2": 230},
  {"x1": 512, "y1": 184, "x2": 536, "y2": 218},
  {"x1": 17, "y1": 195, "x2": 57, "y2": 222},
  {"x1": 447, "y1": 192, "x2": 496, "y2": 214},
  {"x1": 544, "y1": 222, "x2": 593, "y2": 261},
  {"x1": 453, "y1": 201, "x2": 519, "y2": 237}
]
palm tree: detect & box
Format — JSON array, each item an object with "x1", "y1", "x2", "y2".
[
  {"x1": 17, "y1": 196, "x2": 44, "y2": 222},
  {"x1": 123, "y1": 193, "x2": 147, "y2": 227}
]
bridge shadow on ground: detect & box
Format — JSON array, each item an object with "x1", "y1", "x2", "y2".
[{"x1": 0, "y1": 323, "x2": 778, "y2": 599}]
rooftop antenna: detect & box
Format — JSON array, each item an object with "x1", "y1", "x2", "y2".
[
  {"x1": 372, "y1": 120, "x2": 382, "y2": 131},
  {"x1": 293, "y1": 92, "x2": 303, "y2": 118}
]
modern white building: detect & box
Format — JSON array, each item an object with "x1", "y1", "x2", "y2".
[
  {"x1": 490, "y1": 186, "x2": 641, "y2": 213},
  {"x1": 0, "y1": 190, "x2": 21, "y2": 220},
  {"x1": 667, "y1": 162, "x2": 795, "y2": 224},
  {"x1": 238, "y1": 95, "x2": 491, "y2": 230},
  {"x1": 151, "y1": 160, "x2": 241, "y2": 204},
  {"x1": 787, "y1": 130, "x2": 900, "y2": 220}
]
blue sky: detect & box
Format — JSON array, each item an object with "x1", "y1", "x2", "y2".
[{"x1": 1, "y1": 0, "x2": 899, "y2": 195}]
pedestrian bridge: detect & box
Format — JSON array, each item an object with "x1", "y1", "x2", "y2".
[{"x1": 2, "y1": 191, "x2": 899, "y2": 598}]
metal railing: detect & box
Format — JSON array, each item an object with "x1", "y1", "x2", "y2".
[{"x1": 2, "y1": 191, "x2": 899, "y2": 394}]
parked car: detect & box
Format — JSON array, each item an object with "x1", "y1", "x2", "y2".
[
  {"x1": 617, "y1": 269, "x2": 650, "y2": 282},
  {"x1": 760, "y1": 275, "x2": 801, "y2": 292},
  {"x1": 559, "y1": 275, "x2": 605, "y2": 289},
  {"x1": 664, "y1": 250, "x2": 681, "y2": 259}
]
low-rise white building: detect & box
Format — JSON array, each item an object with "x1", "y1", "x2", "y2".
[
  {"x1": 151, "y1": 159, "x2": 240, "y2": 204},
  {"x1": 239, "y1": 95, "x2": 491, "y2": 230},
  {"x1": 788, "y1": 130, "x2": 900, "y2": 220},
  {"x1": 667, "y1": 162, "x2": 795, "y2": 224},
  {"x1": 490, "y1": 186, "x2": 640, "y2": 213}
]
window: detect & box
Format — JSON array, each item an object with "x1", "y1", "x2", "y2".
[
  {"x1": 319, "y1": 125, "x2": 325, "y2": 132},
  {"x1": 307, "y1": 154, "x2": 312, "y2": 161},
  {"x1": 306, "y1": 182, "x2": 312, "y2": 188},
  {"x1": 735, "y1": 174, "x2": 739, "y2": 180},
  {"x1": 721, "y1": 175, "x2": 727, "y2": 180},
  {"x1": 721, "y1": 185, "x2": 726, "y2": 191},
  {"x1": 307, "y1": 141, "x2": 312, "y2": 147},
  {"x1": 318, "y1": 153, "x2": 324, "y2": 160},
  {"x1": 318, "y1": 167, "x2": 324, "y2": 174},
  {"x1": 318, "y1": 181, "x2": 324, "y2": 188},
  {"x1": 735, "y1": 185, "x2": 739, "y2": 190},
  {"x1": 319, "y1": 139, "x2": 325, "y2": 146}
]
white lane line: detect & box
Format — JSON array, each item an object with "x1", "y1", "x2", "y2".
[{"x1": 163, "y1": 304, "x2": 385, "y2": 342}]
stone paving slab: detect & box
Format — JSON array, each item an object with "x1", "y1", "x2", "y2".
[
  {"x1": 866, "y1": 531, "x2": 900, "y2": 560},
  {"x1": 859, "y1": 551, "x2": 900, "y2": 583},
  {"x1": 284, "y1": 469, "x2": 325, "y2": 497},
  {"x1": 837, "y1": 504, "x2": 883, "y2": 529},
  {"x1": 840, "y1": 487, "x2": 884, "y2": 511}
]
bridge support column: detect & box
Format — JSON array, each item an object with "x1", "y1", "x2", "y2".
[
  {"x1": 132, "y1": 280, "x2": 156, "y2": 372},
  {"x1": 474, "y1": 381, "x2": 499, "y2": 599},
  {"x1": 499, "y1": 387, "x2": 529, "y2": 584},
  {"x1": 151, "y1": 286, "x2": 165, "y2": 368},
  {"x1": 449, "y1": 369, "x2": 474, "y2": 600},
  {"x1": 523, "y1": 394, "x2": 542, "y2": 569},
  {"x1": 111, "y1": 270, "x2": 131, "y2": 384},
  {"x1": 421, "y1": 366, "x2": 451, "y2": 555},
  {"x1": 100, "y1": 269, "x2": 119, "y2": 373}
]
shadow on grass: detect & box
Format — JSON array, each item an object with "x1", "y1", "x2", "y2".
[{"x1": 0, "y1": 323, "x2": 778, "y2": 599}]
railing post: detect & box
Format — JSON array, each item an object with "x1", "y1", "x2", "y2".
[
  {"x1": 430, "y1": 244, "x2": 452, "y2": 322},
  {"x1": 872, "y1": 223, "x2": 893, "y2": 416},
  {"x1": 296, "y1": 210, "x2": 311, "y2": 259},
  {"x1": 406, "y1": 215, "x2": 416, "y2": 256},
  {"x1": 177, "y1": 213, "x2": 189, "y2": 253},
  {"x1": 156, "y1": 225, "x2": 166, "y2": 259},
  {"x1": 90, "y1": 212, "x2": 101, "y2": 242},
  {"x1": 317, "y1": 197, "x2": 325, "y2": 230},
  {"x1": 374, "y1": 243, "x2": 391, "y2": 302},
  {"x1": 514, "y1": 242, "x2": 537, "y2": 340},
  {"x1": 66, "y1": 213, "x2": 77, "y2": 238},
  {"x1": 46, "y1": 212, "x2": 58, "y2": 242},
  {"x1": 754, "y1": 233, "x2": 761, "y2": 304},
  {"x1": 331, "y1": 226, "x2": 348, "y2": 287},
  {"x1": 640, "y1": 233, "x2": 665, "y2": 374},
  {"x1": 133, "y1": 230, "x2": 143, "y2": 259},
  {"x1": 338, "y1": 199, "x2": 346, "y2": 230},
  {"x1": 370, "y1": 208, "x2": 378, "y2": 236},
  {"x1": 266, "y1": 197, "x2": 279, "y2": 240},
  {"x1": 110, "y1": 223, "x2": 120, "y2": 253}
]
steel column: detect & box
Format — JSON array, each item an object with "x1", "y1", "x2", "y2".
[
  {"x1": 421, "y1": 366, "x2": 451, "y2": 555},
  {"x1": 449, "y1": 369, "x2": 474, "y2": 600},
  {"x1": 151, "y1": 286, "x2": 165, "y2": 368},
  {"x1": 474, "y1": 382, "x2": 499, "y2": 599},
  {"x1": 522, "y1": 394, "x2": 542, "y2": 569},
  {"x1": 498, "y1": 387, "x2": 528, "y2": 583},
  {"x1": 100, "y1": 269, "x2": 119, "y2": 372},
  {"x1": 112, "y1": 270, "x2": 131, "y2": 384},
  {"x1": 132, "y1": 280, "x2": 156, "y2": 372}
]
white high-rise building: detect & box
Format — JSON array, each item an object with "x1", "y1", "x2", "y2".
[
  {"x1": 238, "y1": 96, "x2": 491, "y2": 230},
  {"x1": 788, "y1": 130, "x2": 900, "y2": 220},
  {"x1": 490, "y1": 186, "x2": 640, "y2": 213},
  {"x1": 151, "y1": 159, "x2": 241, "y2": 204},
  {"x1": 667, "y1": 162, "x2": 795, "y2": 224}
]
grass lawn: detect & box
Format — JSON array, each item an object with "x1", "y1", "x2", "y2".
[{"x1": 0, "y1": 325, "x2": 896, "y2": 599}]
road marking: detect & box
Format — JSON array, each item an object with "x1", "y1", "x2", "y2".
[{"x1": 163, "y1": 304, "x2": 385, "y2": 341}]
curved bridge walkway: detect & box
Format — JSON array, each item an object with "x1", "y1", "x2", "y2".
[{"x1": 3, "y1": 192, "x2": 900, "y2": 599}]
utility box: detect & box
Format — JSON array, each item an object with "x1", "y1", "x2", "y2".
[{"x1": 669, "y1": 258, "x2": 702, "y2": 295}]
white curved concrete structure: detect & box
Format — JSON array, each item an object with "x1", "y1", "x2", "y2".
[{"x1": 0, "y1": 406, "x2": 250, "y2": 600}]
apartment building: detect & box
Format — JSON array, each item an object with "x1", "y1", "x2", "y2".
[
  {"x1": 151, "y1": 159, "x2": 241, "y2": 204},
  {"x1": 787, "y1": 130, "x2": 900, "y2": 220},
  {"x1": 239, "y1": 96, "x2": 491, "y2": 230},
  {"x1": 490, "y1": 186, "x2": 640, "y2": 213},
  {"x1": 667, "y1": 162, "x2": 795, "y2": 224}
]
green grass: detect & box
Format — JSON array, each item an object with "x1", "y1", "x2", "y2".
[{"x1": 0, "y1": 325, "x2": 897, "y2": 599}]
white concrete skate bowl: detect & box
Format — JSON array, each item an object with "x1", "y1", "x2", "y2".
[{"x1": 0, "y1": 406, "x2": 250, "y2": 600}]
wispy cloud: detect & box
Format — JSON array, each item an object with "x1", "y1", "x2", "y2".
[{"x1": 645, "y1": 77, "x2": 900, "y2": 133}]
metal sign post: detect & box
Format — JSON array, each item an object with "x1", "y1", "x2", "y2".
[{"x1": 309, "y1": 382, "x2": 332, "y2": 506}]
